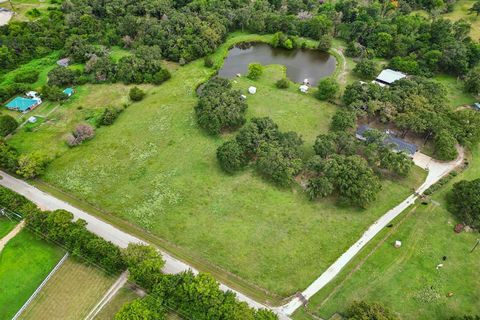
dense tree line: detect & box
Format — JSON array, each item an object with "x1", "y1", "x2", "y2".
[
  {"x1": 0, "y1": 140, "x2": 50, "y2": 179},
  {"x1": 196, "y1": 78, "x2": 248, "y2": 135},
  {"x1": 118, "y1": 244, "x2": 278, "y2": 320}
]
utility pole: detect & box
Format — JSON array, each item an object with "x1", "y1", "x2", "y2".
[{"x1": 470, "y1": 239, "x2": 480, "y2": 253}]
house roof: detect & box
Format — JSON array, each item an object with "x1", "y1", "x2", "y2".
[
  {"x1": 63, "y1": 88, "x2": 74, "y2": 95},
  {"x1": 376, "y1": 69, "x2": 407, "y2": 85},
  {"x1": 474, "y1": 102, "x2": 480, "y2": 110},
  {"x1": 57, "y1": 58, "x2": 70, "y2": 66},
  {"x1": 356, "y1": 125, "x2": 418, "y2": 156},
  {"x1": 5, "y1": 97, "x2": 39, "y2": 112}
]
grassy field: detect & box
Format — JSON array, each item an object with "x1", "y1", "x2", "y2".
[
  {"x1": 444, "y1": 0, "x2": 480, "y2": 41},
  {"x1": 20, "y1": 258, "x2": 115, "y2": 320},
  {"x1": 0, "y1": 230, "x2": 64, "y2": 319},
  {"x1": 4, "y1": 33, "x2": 423, "y2": 299},
  {"x1": 0, "y1": 216, "x2": 17, "y2": 238},
  {"x1": 94, "y1": 286, "x2": 139, "y2": 320},
  {"x1": 294, "y1": 147, "x2": 480, "y2": 320}
]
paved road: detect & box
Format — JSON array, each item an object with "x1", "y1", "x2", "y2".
[
  {"x1": 0, "y1": 170, "x2": 271, "y2": 313},
  {"x1": 279, "y1": 151, "x2": 464, "y2": 315}
]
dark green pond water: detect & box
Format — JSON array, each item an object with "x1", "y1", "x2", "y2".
[{"x1": 218, "y1": 42, "x2": 336, "y2": 86}]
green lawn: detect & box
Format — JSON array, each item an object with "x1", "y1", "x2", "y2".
[
  {"x1": 0, "y1": 0, "x2": 57, "y2": 23},
  {"x1": 20, "y1": 258, "x2": 115, "y2": 320},
  {"x1": 8, "y1": 33, "x2": 424, "y2": 298},
  {"x1": 0, "y1": 230, "x2": 65, "y2": 319},
  {"x1": 0, "y1": 216, "x2": 17, "y2": 238},
  {"x1": 294, "y1": 147, "x2": 480, "y2": 320},
  {"x1": 94, "y1": 286, "x2": 139, "y2": 320}
]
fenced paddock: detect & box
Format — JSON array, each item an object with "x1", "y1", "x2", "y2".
[{"x1": 18, "y1": 258, "x2": 116, "y2": 320}]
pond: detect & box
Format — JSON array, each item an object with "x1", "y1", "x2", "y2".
[{"x1": 218, "y1": 42, "x2": 336, "y2": 86}]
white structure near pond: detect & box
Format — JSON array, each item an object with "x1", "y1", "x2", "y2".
[
  {"x1": 299, "y1": 85, "x2": 309, "y2": 93},
  {"x1": 374, "y1": 69, "x2": 407, "y2": 87},
  {"x1": 28, "y1": 116, "x2": 37, "y2": 124},
  {"x1": 248, "y1": 86, "x2": 257, "y2": 94}
]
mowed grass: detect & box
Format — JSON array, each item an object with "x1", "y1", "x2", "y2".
[
  {"x1": 0, "y1": 217, "x2": 17, "y2": 238},
  {"x1": 27, "y1": 33, "x2": 428, "y2": 296},
  {"x1": 20, "y1": 258, "x2": 115, "y2": 320},
  {"x1": 0, "y1": 230, "x2": 64, "y2": 319},
  {"x1": 0, "y1": 0, "x2": 57, "y2": 23},
  {"x1": 294, "y1": 147, "x2": 480, "y2": 320},
  {"x1": 94, "y1": 286, "x2": 139, "y2": 320}
]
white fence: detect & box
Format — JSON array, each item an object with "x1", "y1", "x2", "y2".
[{"x1": 11, "y1": 253, "x2": 69, "y2": 320}]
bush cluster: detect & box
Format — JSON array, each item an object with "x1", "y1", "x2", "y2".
[{"x1": 66, "y1": 124, "x2": 95, "y2": 147}]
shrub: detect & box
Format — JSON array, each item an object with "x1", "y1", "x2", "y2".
[
  {"x1": 129, "y1": 87, "x2": 145, "y2": 102},
  {"x1": 345, "y1": 301, "x2": 398, "y2": 320},
  {"x1": 16, "y1": 152, "x2": 51, "y2": 179},
  {"x1": 41, "y1": 85, "x2": 67, "y2": 101},
  {"x1": 216, "y1": 140, "x2": 248, "y2": 173},
  {"x1": 247, "y1": 63, "x2": 263, "y2": 80},
  {"x1": 447, "y1": 179, "x2": 480, "y2": 229},
  {"x1": 66, "y1": 124, "x2": 95, "y2": 147},
  {"x1": 0, "y1": 139, "x2": 19, "y2": 171},
  {"x1": 98, "y1": 107, "x2": 123, "y2": 126},
  {"x1": 353, "y1": 59, "x2": 379, "y2": 79},
  {"x1": 316, "y1": 78, "x2": 339, "y2": 101},
  {"x1": 13, "y1": 70, "x2": 40, "y2": 84},
  {"x1": 204, "y1": 56, "x2": 214, "y2": 68},
  {"x1": 275, "y1": 78, "x2": 290, "y2": 89},
  {"x1": 0, "y1": 115, "x2": 18, "y2": 137},
  {"x1": 152, "y1": 69, "x2": 171, "y2": 85},
  {"x1": 47, "y1": 66, "x2": 80, "y2": 87},
  {"x1": 317, "y1": 34, "x2": 333, "y2": 52}
]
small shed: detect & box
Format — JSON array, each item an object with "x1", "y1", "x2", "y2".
[
  {"x1": 28, "y1": 116, "x2": 37, "y2": 123},
  {"x1": 394, "y1": 240, "x2": 402, "y2": 248},
  {"x1": 299, "y1": 85, "x2": 309, "y2": 93},
  {"x1": 375, "y1": 69, "x2": 406, "y2": 86},
  {"x1": 63, "y1": 88, "x2": 74, "y2": 97},
  {"x1": 57, "y1": 58, "x2": 71, "y2": 67},
  {"x1": 240, "y1": 94, "x2": 247, "y2": 100},
  {"x1": 248, "y1": 86, "x2": 257, "y2": 94},
  {"x1": 26, "y1": 91, "x2": 39, "y2": 99},
  {"x1": 473, "y1": 102, "x2": 480, "y2": 111},
  {"x1": 303, "y1": 79, "x2": 310, "y2": 85}
]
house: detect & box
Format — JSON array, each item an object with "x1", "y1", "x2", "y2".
[
  {"x1": 57, "y1": 58, "x2": 71, "y2": 67},
  {"x1": 356, "y1": 125, "x2": 418, "y2": 157},
  {"x1": 5, "y1": 96, "x2": 42, "y2": 112},
  {"x1": 473, "y1": 102, "x2": 480, "y2": 111},
  {"x1": 248, "y1": 86, "x2": 257, "y2": 94},
  {"x1": 63, "y1": 88, "x2": 74, "y2": 97},
  {"x1": 299, "y1": 85, "x2": 309, "y2": 93},
  {"x1": 374, "y1": 69, "x2": 407, "y2": 87}
]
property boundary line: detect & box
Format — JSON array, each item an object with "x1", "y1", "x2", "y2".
[{"x1": 12, "y1": 252, "x2": 69, "y2": 320}]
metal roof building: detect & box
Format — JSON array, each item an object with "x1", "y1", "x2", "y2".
[
  {"x1": 5, "y1": 97, "x2": 41, "y2": 112},
  {"x1": 375, "y1": 69, "x2": 407, "y2": 86},
  {"x1": 356, "y1": 125, "x2": 418, "y2": 156}
]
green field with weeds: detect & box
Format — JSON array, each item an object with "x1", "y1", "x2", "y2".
[
  {"x1": 5, "y1": 33, "x2": 426, "y2": 298},
  {"x1": 20, "y1": 258, "x2": 115, "y2": 320}
]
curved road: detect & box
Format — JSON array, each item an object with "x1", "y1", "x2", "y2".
[{"x1": 0, "y1": 149, "x2": 462, "y2": 319}]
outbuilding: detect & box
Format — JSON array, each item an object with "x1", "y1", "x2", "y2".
[
  {"x1": 28, "y1": 116, "x2": 37, "y2": 123},
  {"x1": 374, "y1": 69, "x2": 407, "y2": 87},
  {"x1": 473, "y1": 102, "x2": 480, "y2": 111},
  {"x1": 57, "y1": 58, "x2": 71, "y2": 67},
  {"x1": 63, "y1": 88, "x2": 75, "y2": 97}
]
